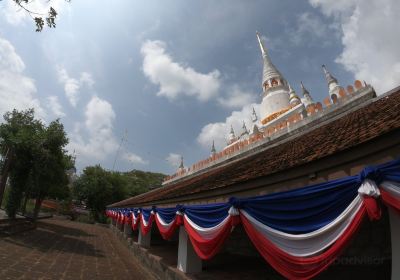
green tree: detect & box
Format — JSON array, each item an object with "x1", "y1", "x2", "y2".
[
  {"x1": 73, "y1": 165, "x2": 127, "y2": 222},
  {"x1": 122, "y1": 169, "x2": 165, "y2": 196},
  {"x1": 0, "y1": 109, "x2": 73, "y2": 219},
  {"x1": 29, "y1": 120, "x2": 72, "y2": 218},
  {"x1": 0, "y1": 109, "x2": 42, "y2": 217}
]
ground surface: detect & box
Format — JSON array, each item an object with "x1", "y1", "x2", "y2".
[{"x1": 0, "y1": 218, "x2": 157, "y2": 280}]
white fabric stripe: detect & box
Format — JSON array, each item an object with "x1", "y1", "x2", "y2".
[
  {"x1": 141, "y1": 214, "x2": 152, "y2": 227},
  {"x1": 131, "y1": 212, "x2": 139, "y2": 224},
  {"x1": 241, "y1": 195, "x2": 363, "y2": 257},
  {"x1": 381, "y1": 181, "x2": 400, "y2": 198},
  {"x1": 358, "y1": 179, "x2": 380, "y2": 197},
  {"x1": 156, "y1": 213, "x2": 175, "y2": 230},
  {"x1": 184, "y1": 214, "x2": 230, "y2": 240}
]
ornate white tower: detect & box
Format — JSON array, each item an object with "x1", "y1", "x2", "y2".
[
  {"x1": 322, "y1": 64, "x2": 341, "y2": 101},
  {"x1": 256, "y1": 32, "x2": 291, "y2": 124}
]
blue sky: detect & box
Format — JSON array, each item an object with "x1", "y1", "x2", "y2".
[{"x1": 1, "y1": 0, "x2": 399, "y2": 174}]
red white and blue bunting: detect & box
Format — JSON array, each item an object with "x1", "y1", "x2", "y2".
[{"x1": 106, "y1": 159, "x2": 400, "y2": 280}]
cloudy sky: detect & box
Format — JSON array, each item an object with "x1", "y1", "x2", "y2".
[{"x1": 1, "y1": 0, "x2": 399, "y2": 174}]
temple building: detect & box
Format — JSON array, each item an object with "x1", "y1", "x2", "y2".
[
  {"x1": 108, "y1": 33, "x2": 400, "y2": 280},
  {"x1": 160, "y1": 33, "x2": 375, "y2": 181}
]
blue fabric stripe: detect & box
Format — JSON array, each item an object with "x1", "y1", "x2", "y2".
[
  {"x1": 141, "y1": 208, "x2": 152, "y2": 223},
  {"x1": 239, "y1": 177, "x2": 359, "y2": 233},
  {"x1": 108, "y1": 159, "x2": 400, "y2": 234},
  {"x1": 155, "y1": 207, "x2": 177, "y2": 224},
  {"x1": 184, "y1": 203, "x2": 231, "y2": 228}
]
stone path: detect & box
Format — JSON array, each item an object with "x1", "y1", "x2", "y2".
[{"x1": 0, "y1": 218, "x2": 157, "y2": 280}]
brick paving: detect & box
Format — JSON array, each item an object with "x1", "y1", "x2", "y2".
[{"x1": 0, "y1": 218, "x2": 157, "y2": 280}]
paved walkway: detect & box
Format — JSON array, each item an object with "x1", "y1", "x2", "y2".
[{"x1": 0, "y1": 218, "x2": 157, "y2": 280}]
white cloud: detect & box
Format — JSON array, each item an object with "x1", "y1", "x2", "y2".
[
  {"x1": 310, "y1": 0, "x2": 400, "y2": 94},
  {"x1": 2, "y1": 0, "x2": 69, "y2": 26},
  {"x1": 141, "y1": 40, "x2": 221, "y2": 101},
  {"x1": 85, "y1": 95, "x2": 115, "y2": 134},
  {"x1": 166, "y1": 153, "x2": 182, "y2": 168},
  {"x1": 68, "y1": 96, "x2": 148, "y2": 169},
  {"x1": 80, "y1": 72, "x2": 95, "y2": 88},
  {"x1": 57, "y1": 67, "x2": 94, "y2": 107},
  {"x1": 197, "y1": 103, "x2": 260, "y2": 151},
  {"x1": 0, "y1": 36, "x2": 45, "y2": 118},
  {"x1": 123, "y1": 152, "x2": 148, "y2": 165},
  {"x1": 218, "y1": 86, "x2": 256, "y2": 109},
  {"x1": 290, "y1": 12, "x2": 335, "y2": 46},
  {"x1": 46, "y1": 96, "x2": 65, "y2": 117},
  {"x1": 309, "y1": 0, "x2": 356, "y2": 17},
  {"x1": 68, "y1": 96, "x2": 118, "y2": 163}
]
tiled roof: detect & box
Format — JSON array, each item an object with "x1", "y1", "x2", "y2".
[{"x1": 110, "y1": 87, "x2": 400, "y2": 207}]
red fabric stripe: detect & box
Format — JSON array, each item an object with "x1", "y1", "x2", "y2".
[
  {"x1": 381, "y1": 188, "x2": 400, "y2": 212},
  {"x1": 363, "y1": 196, "x2": 381, "y2": 221},
  {"x1": 140, "y1": 214, "x2": 154, "y2": 236},
  {"x1": 183, "y1": 216, "x2": 233, "y2": 260},
  {"x1": 155, "y1": 215, "x2": 180, "y2": 240},
  {"x1": 240, "y1": 205, "x2": 367, "y2": 280}
]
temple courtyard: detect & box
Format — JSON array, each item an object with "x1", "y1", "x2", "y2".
[
  {"x1": 0, "y1": 215, "x2": 392, "y2": 279},
  {"x1": 0, "y1": 218, "x2": 156, "y2": 280}
]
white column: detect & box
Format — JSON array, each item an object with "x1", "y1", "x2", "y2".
[
  {"x1": 389, "y1": 208, "x2": 400, "y2": 280},
  {"x1": 117, "y1": 222, "x2": 124, "y2": 231},
  {"x1": 111, "y1": 218, "x2": 116, "y2": 226},
  {"x1": 138, "y1": 228, "x2": 151, "y2": 248},
  {"x1": 177, "y1": 226, "x2": 202, "y2": 273},
  {"x1": 124, "y1": 222, "x2": 133, "y2": 237}
]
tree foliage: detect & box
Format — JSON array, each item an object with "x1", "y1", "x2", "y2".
[
  {"x1": 122, "y1": 169, "x2": 165, "y2": 197},
  {"x1": 0, "y1": 109, "x2": 73, "y2": 218},
  {"x1": 73, "y1": 166, "x2": 128, "y2": 222},
  {"x1": 72, "y1": 167, "x2": 166, "y2": 222},
  {"x1": 4, "y1": 0, "x2": 71, "y2": 32}
]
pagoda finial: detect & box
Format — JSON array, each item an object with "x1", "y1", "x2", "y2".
[
  {"x1": 228, "y1": 125, "x2": 236, "y2": 143},
  {"x1": 288, "y1": 83, "x2": 301, "y2": 106},
  {"x1": 251, "y1": 107, "x2": 258, "y2": 122},
  {"x1": 179, "y1": 156, "x2": 184, "y2": 169},
  {"x1": 300, "y1": 81, "x2": 314, "y2": 107},
  {"x1": 256, "y1": 31, "x2": 267, "y2": 57},
  {"x1": 322, "y1": 64, "x2": 328, "y2": 75},
  {"x1": 211, "y1": 140, "x2": 216, "y2": 155},
  {"x1": 322, "y1": 64, "x2": 338, "y2": 85},
  {"x1": 242, "y1": 121, "x2": 249, "y2": 135},
  {"x1": 300, "y1": 81, "x2": 308, "y2": 95},
  {"x1": 322, "y1": 64, "x2": 341, "y2": 101},
  {"x1": 256, "y1": 31, "x2": 286, "y2": 90}
]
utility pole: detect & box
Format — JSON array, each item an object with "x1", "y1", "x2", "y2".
[{"x1": 112, "y1": 129, "x2": 128, "y2": 171}]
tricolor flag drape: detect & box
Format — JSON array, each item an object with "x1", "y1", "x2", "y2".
[{"x1": 106, "y1": 159, "x2": 400, "y2": 280}]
